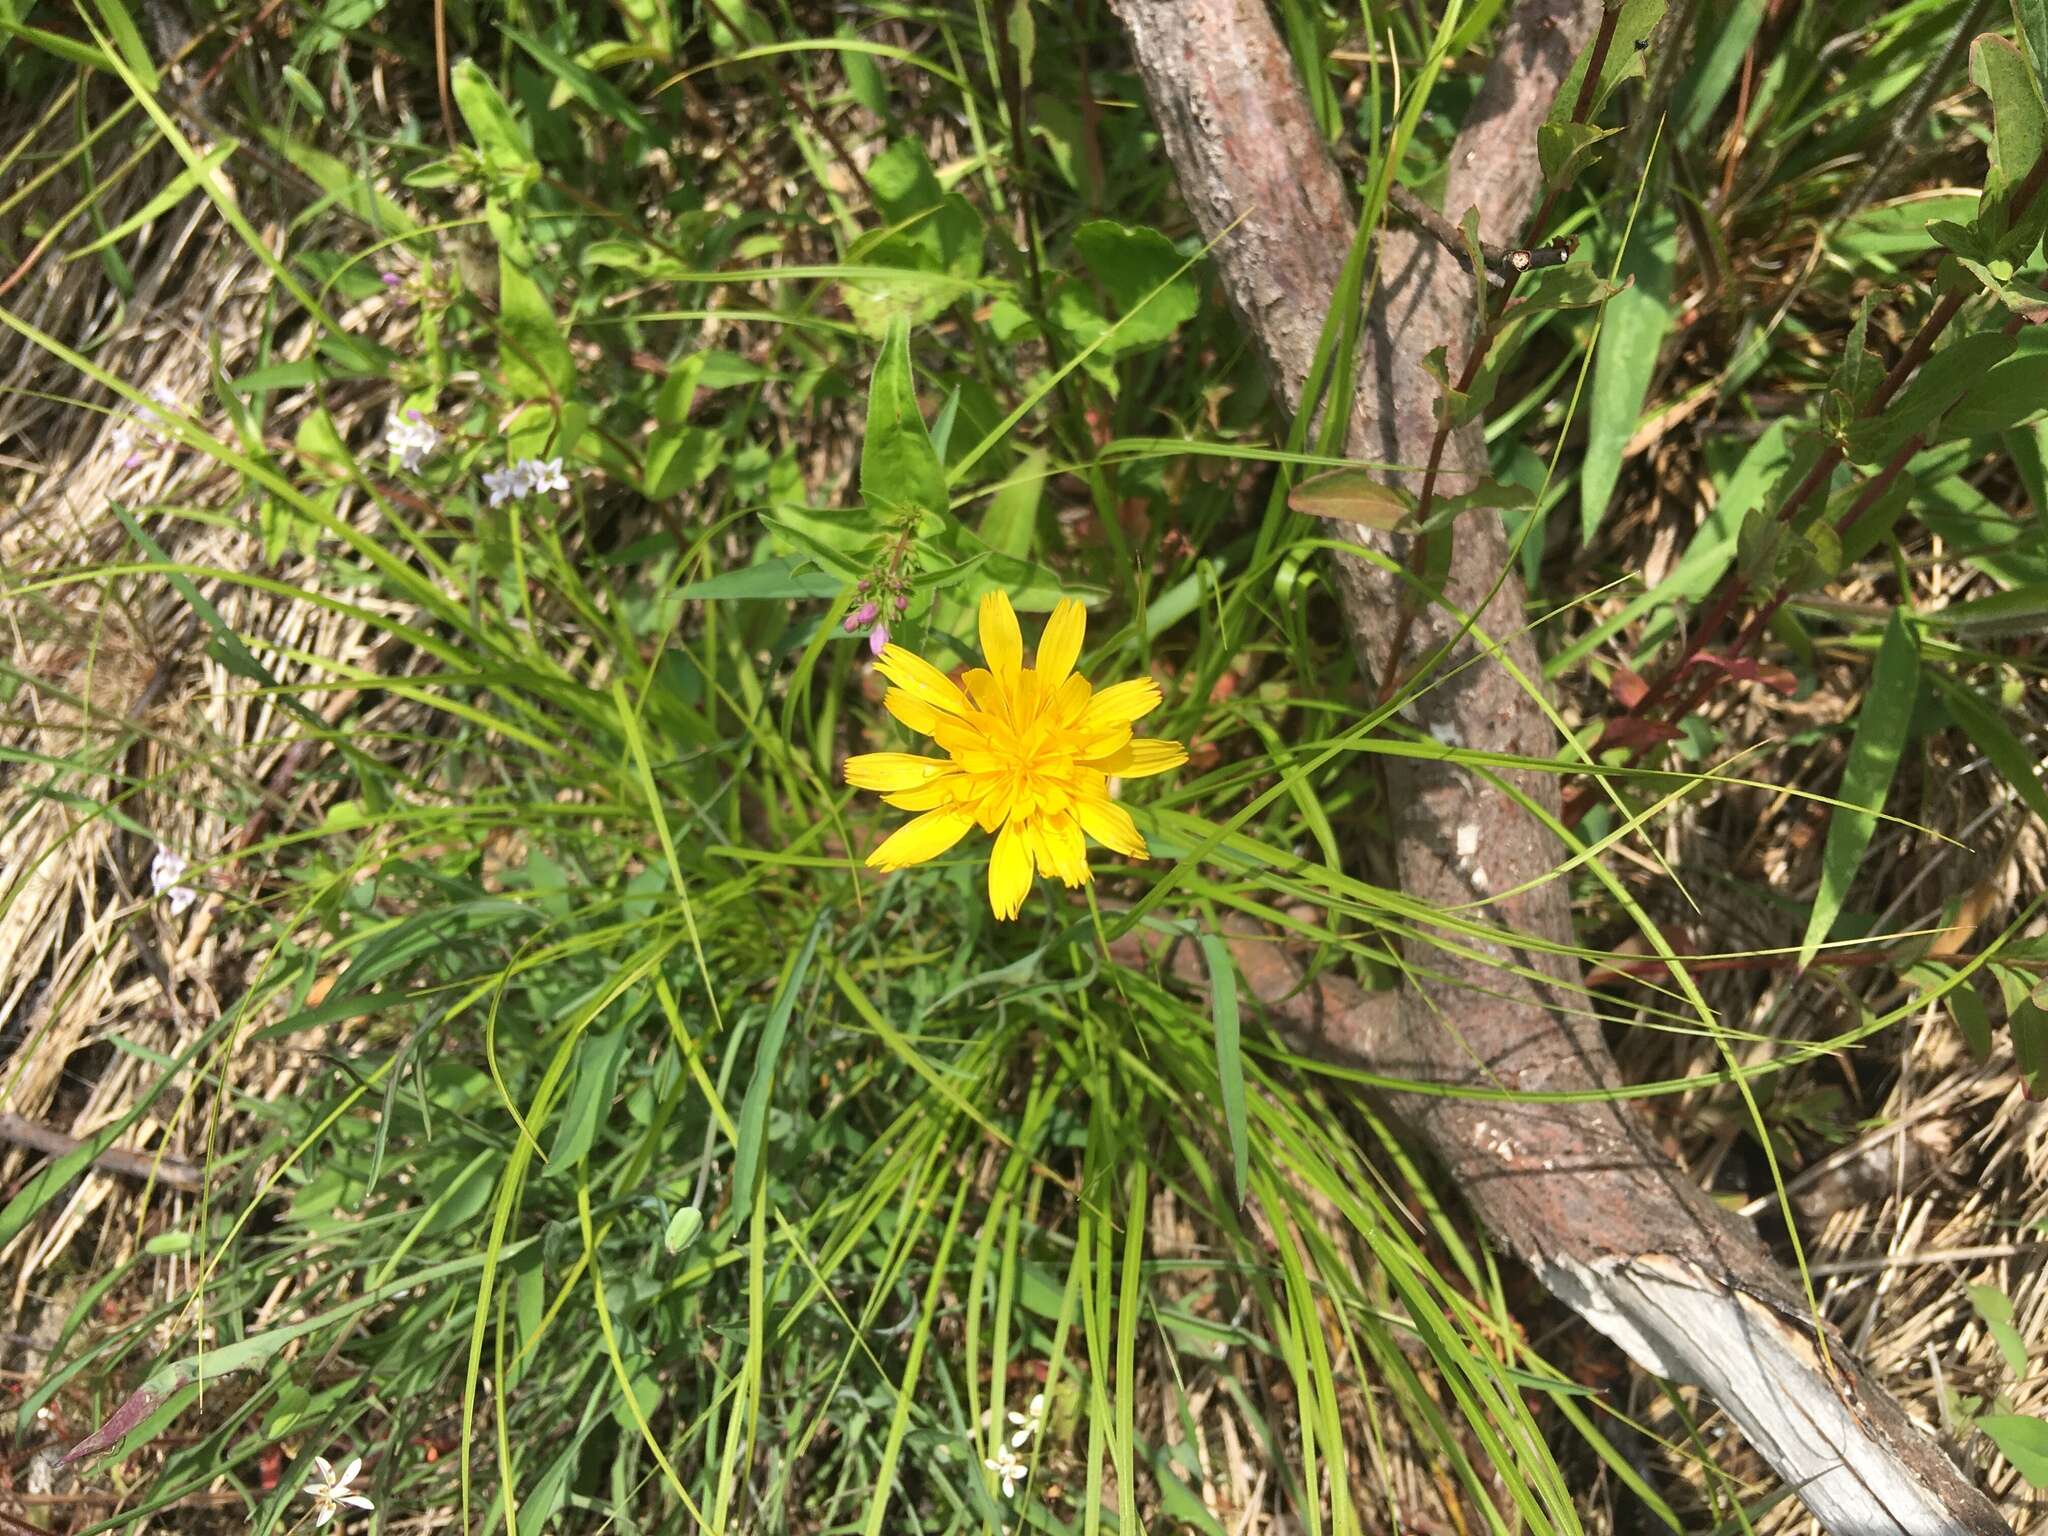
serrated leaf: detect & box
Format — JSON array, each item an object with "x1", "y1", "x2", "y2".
[
  {"x1": 1050, "y1": 220, "x2": 1201, "y2": 359},
  {"x1": 860, "y1": 322, "x2": 948, "y2": 522},
  {"x1": 1288, "y1": 467, "x2": 1414, "y2": 529},
  {"x1": 1796, "y1": 611, "x2": 1917, "y2": 968}
]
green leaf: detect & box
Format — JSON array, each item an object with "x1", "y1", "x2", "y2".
[
  {"x1": 1845, "y1": 331, "x2": 2015, "y2": 465},
  {"x1": 1547, "y1": 0, "x2": 1668, "y2": 129},
  {"x1": 2018, "y1": 0, "x2": 2048, "y2": 86},
  {"x1": 1537, "y1": 120, "x2": 1618, "y2": 189},
  {"x1": 1195, "y1": 934, "x2": 1248, "y2": 1208},
  {"x1": 1797, "y1": 612, "x2": 1917, "y2": 969},
  {"x1": 86, "y1": 0, "x2": 156, "y2": 89},
  {"x1": 1978, "y1": 1413, "x2": 2048, "y2": 1486},
  {"x1": 2012, "y1": 989, "x2": 2048, "y2": 1098},
  {"x1": 450, "y1": 58, "x2": 537, "y2": 183},
  {"x1": 488, "y1": 201, "x2": 576, "y2": 401},
  {"x1": 546, "y1": 1026, "x2": 632, "y2": 1173},
  {"x1": 1944, "y1": 328, "x2": 2048, "y2": 438},
  {"x1": 1935, "y1": 674, "x2": 2048, "y2": 828},
  {"x1": 1288, "y1": 467, "x2": 1415, "y2": 529},
  {"x1": 1949, "y1": 976, "x2": 1995, "y2": 1061},
  {"x1": 675, "y1": 557, "x2": 843, "y2": 602},
  {"x1": 643, "y1": 424, "x2": 719, "y2": 499},
  {"x1": 1050, "y1": 220, "x2": 1201, "y2": 359},
  {"x1": 867, "y1": 140, "x2": 946, "y2": 222},
  {"x1": 1582, "y1": 213, "x2": 1676, "y2": 543},
  {"x1": 1972, "y1": 33, "x2": 2047, "y2": 200},
  {"x1": 860, "y1": 322, "x2": 948, "y2": 522},
  {"x1": 1970, "y1": 1283, "x2": 2030, "y2": 1378},
  {"x1": 729, "y1": 914, "x2": 827, "y2": 1223}
]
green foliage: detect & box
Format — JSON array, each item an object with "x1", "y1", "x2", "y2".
[{"x1": 9, "y1": 2, "x2": 2048, "y2": 1533}]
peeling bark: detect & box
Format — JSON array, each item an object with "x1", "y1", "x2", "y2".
[{"x1": 1107, "y1": 1, "x2": 2006, "y2": 1529}]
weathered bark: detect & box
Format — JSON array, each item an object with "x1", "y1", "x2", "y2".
[{"x1": 1109, "y1": 1, "x2": 2007, "y2": 1530}]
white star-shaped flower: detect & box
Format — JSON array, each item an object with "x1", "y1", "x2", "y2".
[
  {"x1": 303, "y1": 1455, "x2": 374, "y2": 1527},
  {"x1": 983, "y1": 1444, "x2": 1025, "y2": 1499},
  {"x1": 522, "y1": 456, "x2": 569, "y2": 495},
  {"x1": 1006, "y1": 1391, "x2": 1044, "y2": 1447},
  {"x1": 386, "y1": 411, "x2": 439, "y2": 472}
]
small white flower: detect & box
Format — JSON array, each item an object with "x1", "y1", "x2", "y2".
[
  {"x1": 1006, "y1": 1392, "x2": 1044, "y2": 1448},
  {"x1": 521, "y1": 456, "x2": 569, "y2": 496},
  {"x1": 386, "y1": 410, "x2": 439, "y2": 472},
  {"x1": 303, "y1": 1455, "x2": 373, "y2": 1527},
  {"x1": 983, "y1": 1444, "x2": 1025, "y2": 1499},
  {"x1": 149, "y1": 847, "x2": 198, "y2": 917}
]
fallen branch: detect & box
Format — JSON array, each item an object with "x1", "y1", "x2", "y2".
[{"x1": 1107, "y1": 0, "x2": 2006, "y2": 1529}]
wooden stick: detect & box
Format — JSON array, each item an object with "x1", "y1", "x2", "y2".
[{"x1": 0, "y1": 1114, "x2": 203, "y2": 1193}]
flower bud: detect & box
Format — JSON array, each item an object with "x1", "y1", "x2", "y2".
[
  {"x1": 868, "y1": 625, "x2": 890, "y2": 657},
  {"x1": 852, "y1": 601, "x2": 880, "y2": 627}
]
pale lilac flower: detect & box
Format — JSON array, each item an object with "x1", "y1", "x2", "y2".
[
  {"x1": 386, "y1": 410, "x2": 439, "y2": 472},
  {"x1": 109, "y1": 421, "x2": 143, "y2": 470},
  {"x1": 867, "y1": 624, "x2": 889, "y2": 658},
  {"x1": 303, "y1": 1455, "x2": 373, "y2": 1527},
  {"x1": 983, "y1": 1444, "x2": 1025, "y2": 1499},
  {"x1": 523, "y1": 457, "x2": 569, "y2": 495},
  {"x1": 149, "y1": 848, "x2": 198, "y2": 917},
  {"x1": 482, "y1": 465, "x2": 531, "y2": 507}
]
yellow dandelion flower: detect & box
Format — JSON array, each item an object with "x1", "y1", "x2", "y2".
[{"x1": 846, "y1": 590, "x2": 1188, "y2": 920}]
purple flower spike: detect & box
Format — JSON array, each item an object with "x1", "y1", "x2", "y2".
[{"x1": 868, "y1": 624, "x2": 889, "y2": 657}]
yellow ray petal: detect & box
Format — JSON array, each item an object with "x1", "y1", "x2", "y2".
[
  {"x1": 979, "y1": 589, "x2": 1023, "y2": 687},
  {"x1": 866, "y1": 808, "x2": 975, "y2": 871},
  {"x1": 884, "y1": 687, "x2": 943, "y2": 737},
  {"x1": 988, "y1": 817, "x2": 1033, "y2": 919},
  {"x1": 1035, "y1": 599, "x2": 1086, "y2": 691},
  {"x1": 883, "y1": 779, "x2": 971, "y2": 812},
  {"x1": 1076, "y1": 796, "x2": 1148, "y2": 858},
  {"x1": 1043, "y1": 811, "x2": 1090, "y2": 886},
  {"x1": 844, "y1": 753, "x2": 955, "y2": 793},
  {"x1": 1085, "y1": 737, "x2": 1188, "y2": 778},
  {"x1": 1051, "y1": 671, "x2": 1092, "y2": 724},
  {"x1": 1078, "y1": 676, "x2": 1162, "y2": 732},
  {"x1": 876, "y1": 644, "x2": 969, "y2": 717}
]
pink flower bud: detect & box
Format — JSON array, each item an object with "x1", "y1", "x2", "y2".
[
  {"x1": 868, "y1": 624, "x2": 889, "y2": 657},
  {"x1": 894, "y1": 592, "x2": 909, "y2": 613},
  {"x1": 842, "y1": 612, "x2": 861, "y2": 633},
  {"x1": 852, "y1": 601, "x2": 880, "y2": 627}
]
